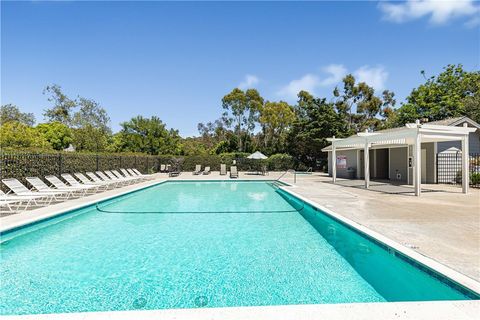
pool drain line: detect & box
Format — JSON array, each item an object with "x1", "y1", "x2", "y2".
[{"x1": 95, "y1": 203, "x2": 305, "y2": 215}]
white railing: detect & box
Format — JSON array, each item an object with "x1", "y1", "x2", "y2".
[{"x1": 276, "y1": 169, "x2": 296, "y2": 184}]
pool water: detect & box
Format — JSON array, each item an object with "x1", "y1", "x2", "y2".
[{"x1": 0, "y1": 181, "x2": 476, "y2": 315}]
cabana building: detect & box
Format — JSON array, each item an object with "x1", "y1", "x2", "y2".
[{"x1": 322, "y1": 117, "x2": 479, "y2": 196}]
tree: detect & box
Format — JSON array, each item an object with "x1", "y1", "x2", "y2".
[
  {"x1": 464, "y1": 94, "x2": 480, "y2": 123},
  {"x1": 259, "y1": 101, "x2": 295, "y2": 154},
  {"x1": 395, "y1": 64, "x2": 480, "y2": 125},
  {"x1": 72, "y1": 97, "x2": 111, "y2": 133},
  {"x1": 379, "y1": 90, "x2": 397, "y2": 129},
  {"x1": 197, "y1": 119, "x2": 228, "y2": 151},
  {"x1": 355, "y1": 82, "x2": 383, "y2": 131},
  {"x1": 333, "y1": 74, "x2": 358, "y2": 132},
  {"x1": 43, "y1": 84, "x2": 77, "y2": 125},
  {"x1": 1, "y1": 104, "x2": 36, "y2": 126},
  {"x1": 221, "y1": 88, "x2": 264, "y2": 151},
  {"x1": 71, "y1": 97, "x2": 112, "y2": 152},
  {"x1": 0, "y1": 121, "x2": 51, "y2": 149},
  {"x1": 287, "y1": 91, "x2": 346, "y2": 169},
  {"x1": 117, "y1": 116, "x2": 180, "y2": 155},
  {"x1": 36, "y1": 122, "x2": 73, "y2": 150}
]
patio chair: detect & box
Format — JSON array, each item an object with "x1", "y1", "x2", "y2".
[
  {"x1": 46, "y1": 175, "x2": 99, "y2": 195},
  {"x1": 96, "y1": 171, "x2": 126, "y2": 187},
  {"x1": 120, "y1": 168, "x2": 145, "y2": 182},
  {"x1": 230, "y1": 166, "x2": 238, "y2": 179},
  {"x1": 220, "y1": 164, "x2": 227, "y2": 175},
  {"x1": 88, "y1": 172, "x2": 122, "y2": 188},
  {"x1": 0, "y1": 189, "x2": 43, "y2": 212},
  {"x1": 129, "y1": 168, "x2": 155, "y2": 179},
  {"x1": 193, "y1": 164, "x2": 202, "y2": 175},
  {"x1": 105, "y1": 170, "x2": 136, "y2": 185},
  {"x1": 26, "y1": 177, "x2": 77, "y2": 200},
  {"x1": 160, "y1": 164, "x2": 166, "y2": 172},
  {"x1": 111, "y1": 170, "x2": 140, "y2": 183},
  {"x1": 202, "y1": 166, "x2": 211, "y2": 175},
  {"x1": 70, "y1": 173, "x2": 112, "y2": 190},
  {"x1": 1, "y1": 178, "x2": 57, "y2": 204}
]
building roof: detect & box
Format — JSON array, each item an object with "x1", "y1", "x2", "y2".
[
  {"x1": 427, "y1": 116, "x2": 480, "y2": 129},
  {"x1": 322, "y1": 117, "x2": 478, "y2": 152}
]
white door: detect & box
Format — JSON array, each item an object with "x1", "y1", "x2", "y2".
[{"x1": 421, "y1": 149, "x2": 427, "y2": 183}]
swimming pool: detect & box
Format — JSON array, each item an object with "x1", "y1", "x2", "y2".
[{"x1": 0, "y1": 181, "x2": 478, "y2": 315}]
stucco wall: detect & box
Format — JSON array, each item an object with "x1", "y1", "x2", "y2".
[
  {"x1": 423, "y1": 142, "x2": 436, "y2": 184},
  {"x1": 327, "y1": 149, "x2": 358, "y2": 178},
  {"x1": 390, "y1": 147, "x2": 408, "y2": 183}
]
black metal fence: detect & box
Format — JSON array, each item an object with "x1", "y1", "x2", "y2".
[
  {"x1": 0, "y1": 152, "x2": 160, "y2": 191},
  {"x1": 436, "y1": 153, "x2": 480, "y2": 188}
]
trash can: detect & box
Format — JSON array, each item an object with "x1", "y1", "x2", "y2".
[{"x1": 347, "y1": 167, "x2": 356, "y2": 179}]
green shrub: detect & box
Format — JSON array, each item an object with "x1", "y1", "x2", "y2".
[
  {"x1": 471, "y1": 172, "x2": 480, "y2": 185},
  {"x1": 267, "y1": 154, "x2": 294, "y2": 171}
]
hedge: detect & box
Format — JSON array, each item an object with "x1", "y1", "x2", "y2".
[{"x1": 0, "y1": 151, "x2": 298, "y2": 191}]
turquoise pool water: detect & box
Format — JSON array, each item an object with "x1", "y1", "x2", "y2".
[{"x1": 0, "y1": 181, "x2": 476, "y2": 315}]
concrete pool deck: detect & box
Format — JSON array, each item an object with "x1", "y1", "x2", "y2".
[{"x1": 1, "y1": 172, "x2": 479, "y2": 319}]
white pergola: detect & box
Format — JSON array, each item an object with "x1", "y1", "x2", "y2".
[{"x1": 327, "y1": 121, "x2": 476, "y2": 196}]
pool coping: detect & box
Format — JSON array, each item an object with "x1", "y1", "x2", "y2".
[
  {"x1": 278, "y1": 186, "x2": 480, "y2": 296},
  {"x1": 1, "y1": 178, "x2": 479, "y2": 319},
  {"x1": 2, "y1": 300, "x2": 479, "y2": 319}
]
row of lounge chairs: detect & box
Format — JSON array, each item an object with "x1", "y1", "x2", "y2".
[
  {"x1": 0, "y1": 168, "x2": 152, "y2": 214},
  {"x1": 193, "y1": 164, "x2": 238, "y2": 178}
]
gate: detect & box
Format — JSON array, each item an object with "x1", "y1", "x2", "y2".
[{"x1": 436, "y1": 153, "x2": 480, "y2": 188}]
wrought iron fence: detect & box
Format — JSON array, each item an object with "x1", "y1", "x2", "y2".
[
  {"x1": 0, "y1": 152, "x2": 159, "y2": 191},
  {"x1": 436, "y1": 153, "x2": 480, "y2": 188}
]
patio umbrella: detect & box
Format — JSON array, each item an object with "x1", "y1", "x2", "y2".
[{"x1": 247, "y1": 151, "x2": 268, "y2": 160}]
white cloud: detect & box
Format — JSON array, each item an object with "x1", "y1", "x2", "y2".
[
  {"x1": 277, "y1": 64, "x2": 389, "y2": 100},
  {"x1": 277, "y1": 74, "x2": 321, "y2": 100},
  {"x1": 277, "y1": 64, "x2": 347, "y2": 100},
  {"x1": 238, "y1": 74, "x2": 259, "y2": 89},
  {"x1": 354, "y1": 66, "x2": 389, "y2": 91},
  {"x1": 320, "y1": 64, "x2": 348, "y2": 86},
  {"x1": 379, "y1": 0, "x2": 480, "y2": 25}
]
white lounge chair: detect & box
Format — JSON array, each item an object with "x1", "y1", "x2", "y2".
[
  {"x1": 94, "y1": 171, "x2": 125, "y2": 187},
  {"x1": 1, "y1": 178, "x2": 57, "y2": 204},
  {"x1": 112, "y1": 169, "x2": 140, "y2": 183},
  {"x1": 0, "y1": 189, "x2": 43, "y2": 212},
  {"x1": 220, "y1": 164, "x2": 227, "y2": 175},
  {"x1": 121, "y1": 168, "x2": 145, "y2": 181},
  {"x1": 202, "y1": 166, "x2": 211, "y2": 175},
  {"x1": 46, "y1": 175, "x2": 99, "y2": 195},
  {"x1": 104, "y1": 170, "x2": 135, "y2": 185},
  {"x1": 26, "y1": 177, "x2": 76, "y2": 200},
  {"x1": 230, "y1": 166, "x2": 238, "y2": 178},
  {"x1": 193, "y1": 164, "x2": 202, "y2": 175},
  {"x1": 129, "y1": 168, "x2": 154, "y2": 179},
  {"x1": 72, "y1": 173, "x2": 112, "y2": 190}
]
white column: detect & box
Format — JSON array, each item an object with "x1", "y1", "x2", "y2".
[
  {"x1": 332, "y1": 138, "x2": 337, "y2": 184},
  {"x1": 414, "y1": 132, "x2": 421, "y2": 196},
  {"x1": 364, "y1": 141, "x2": 370, "y2": 189},
  {"x1": 462, "y1": 124, "x2": 470, "y2": 194}
]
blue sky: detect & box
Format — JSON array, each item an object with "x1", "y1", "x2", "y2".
[{"x1": 2, "y1": 1, "x2": 479, "y2": 136}]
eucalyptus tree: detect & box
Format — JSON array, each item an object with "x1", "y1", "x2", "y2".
[
  {"x1": 0, "y1": 104, "x2": 36, "y2": 126},
  {"x1": 43, "y1": 84, "x2": 77, "y2": 125},
  {"x1": 221, "y1": 88, "x2": 264, "y2": 151},
  {"x1": 259, "y1": 101, "x2": 295, "y2": 154}
]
